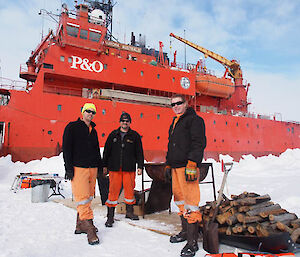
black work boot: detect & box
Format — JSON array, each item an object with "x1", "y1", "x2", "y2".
[
  {"x1": 125, "y1": 204, "x2": 139, "y2": 220},
  {"x1": 75, "y1": 213, "x2": 98, "y2": 234},
  {"x1": 105, "y1": 207, "x2": 115, "y2": 227},
  {"x1": 180, "y1": 222, "x2": 199, "y2": 257},
  {"x1": 170, "y1": 215, "x2": 187, "y2": 243}
]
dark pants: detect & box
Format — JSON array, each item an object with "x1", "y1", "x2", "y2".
[{"x1": 97, "y1": 175, "x2": 109, "y2": 205}]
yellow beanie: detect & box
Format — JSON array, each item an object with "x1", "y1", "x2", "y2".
[{"x1": 81, "y1": 103, "x2": 96, "y2": 114}]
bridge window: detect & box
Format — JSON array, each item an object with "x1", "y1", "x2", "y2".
[
  {"x1": 0, "y1": 122, "x2": 5, "y2": 144},
  {"x1": 89, "y1": 29, "x2": 101, "y2": 42},
  {"x1": 66, "y1": 24, "x2": 79, "y2": 37},
  {"x1": 57, "y1": 104, "x2": 62, "y2": 111},
  {"x1": 80, "y1": 29, "x2": 88, "y2": 39},
  {"x1": 0, "y1": 91, "x2": 10, "y2": 106}
]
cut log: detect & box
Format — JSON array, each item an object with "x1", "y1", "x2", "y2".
[
  {"x1": 226, "y1": 214, "x2": 238, "y2": 226},
  {"x1": 218, "y1": 226, "x2": 228, "y2": 234},
  {"x1": 246, "y1": 203, "x2": 281, "y2": 217},
  {"x1": 276, "y1": 222, "x2": 293, "y2": 234},
  {"x1": 256, "y1": 223, "x2": 276, "y2": 237},
  {"x1": 231, "y1": 194, "x2": 271, "y2": 207},
  {"x1": 260, "y1": 208, "x2": 287, "y2": 218},
  {"x1": 269, "y1": 213, "x2": 298, "y2": 223},
  {"x1": 291, "y1": 218, "x2": 300, "y2": 229},
  {"x1": 226, "y1": 226, "x2": 232, "y2": 235},
  {"x1": 247, "y1": 225, "x2": 256, "y2": 234},
  {"x1": 216, "y1": 211, "x2": 232, "y2": 225},
  {"x1": 291, "y1": 228, "x2": 300, "y2": 243},
  {"x1": 238, "y1": 201, "x2": 273, "y2": 213},
  {"x1": 244, "y1": 215, "x2": 264, "y2": 224}
]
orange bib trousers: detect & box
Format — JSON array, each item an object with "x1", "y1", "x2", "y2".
[
  {"x1": 71, "y1": 167, "x2": 98, "y2": 220},
  {"x1": 106, "y1": 171, "x2": 136, "y2": 207},
  {"x1": 172, "y1": 167, "x2": 202, "y2": 223}
]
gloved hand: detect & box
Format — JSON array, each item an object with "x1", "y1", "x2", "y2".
[
  {"x1": 65, "y1": 168, "x2": 74, "y2": 180},
  {"x1": 185, "y1": 160, "x2": 198, "y2": 181},
  {"x1": 164, "y1": 165, "x2": 172, "y2": 183},
  {"x1": 103, "y1": 167, "x2": 108, "y2": 177}
]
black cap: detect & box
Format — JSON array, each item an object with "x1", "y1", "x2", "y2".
[{"x1": 120, "y1": 112, "x2": 131, "y2": 122}]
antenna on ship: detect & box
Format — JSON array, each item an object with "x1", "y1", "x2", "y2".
[{"x1": 85, "y1": 0, "x2": 115, "y2": 40}]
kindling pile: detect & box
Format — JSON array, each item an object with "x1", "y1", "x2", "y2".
[{"x1": 200, "y1": 191, "x2": 300, "y2": 243}]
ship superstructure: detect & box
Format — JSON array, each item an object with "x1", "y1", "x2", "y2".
[{"x1": 0, "y1": 0, "x2": 299, "y2": 162}]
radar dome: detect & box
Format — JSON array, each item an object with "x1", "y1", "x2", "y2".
[{"x1": 90, "y1": 9, "x2": 106, "y2": 25}]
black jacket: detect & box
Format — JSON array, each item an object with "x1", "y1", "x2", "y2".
[
  {"x1": 103, "y1": 128, "x2": 144, "y2": 172},
  {"x1": 166, "y1": 107, "x2": 206, "y2": 168},
  {"x1": 62, "y1": 118, "x2": 102, "y2": 171}
]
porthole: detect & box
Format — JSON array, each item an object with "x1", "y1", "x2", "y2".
[
  {"x1": 213, "y1": 120, "x2": 216, "y2": 125},
  {"x1": 102, "y1": 133, "x2": 105, "y2": 137},
  {"x1": 157, "y1": 74, "x2": 160, "y2": 79},
  {"x1": 140, "y1": 113, "x2": 143, "y2": 118},
  {"x1": 213, "y1": 139, "x2": 216, "y2": 142},
  {"x1": 248, "y1": 140, "x2": 250, "y2": 144},
  {"x1": 257, "y1": 141, "x2": 260, "y2": 144},
  {"x1": 123, "y1": 68, "x2": 126, "y2": 73},
  {"x1": 222, "y1": 139, "x2": 224, "y2": 143},
  {"x1": 237, "y1": 140, "x2": 239, "y2": 143},
  {"x1": 157, "y1": 114, "x2": 160, "y2": 120},
  {"x1": 157, "y1": 136, "x2": 160, "y2": 140},
  {"x1": 60, "y1": 56, "x2": 65, "y2": 62},
  {"x1": 141, "y1": 71, "x2": 144, "y2": 76},
  {"x1": 102, "y1": 109, "x2": 106, "y2": 115},
  {"x1": 47, "y1": 130, "x2": 52, "y2": 135},
  {"x1": 57, "y1": 104, "x2": 62, "y2": 111},
  {"x1": 172, "y1": 77, "x2": 175, "y2": 82},
  {"x1": 68, "y1": 57, "x2": 72, "y2": 63},
  {"x1": 225, "y1": 121, "x2": 228, "y2": 126},
  {"x1": 236, "y1": 122, "x2": 239, "y2": 127}
]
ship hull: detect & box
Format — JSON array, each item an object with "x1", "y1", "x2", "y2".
[{"x1": 1, "y1": 85, "x2": 299, "y2": 163}]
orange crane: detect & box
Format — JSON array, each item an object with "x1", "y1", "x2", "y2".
[{"x1": 169, "y1": 33, "x2": 243, "y2": 80}]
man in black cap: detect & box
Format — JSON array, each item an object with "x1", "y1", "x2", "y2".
[{"x1": 102, "y1": 112, "x2": 144, "y2": 227}]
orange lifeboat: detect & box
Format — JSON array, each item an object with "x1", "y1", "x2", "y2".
[{"x1": 195, "y1": 74, "x2": 235, "y2": 98}]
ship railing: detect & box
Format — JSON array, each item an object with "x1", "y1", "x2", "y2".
[{"x1": 0, "y1": 77, "x2": 27, "y2": 91}]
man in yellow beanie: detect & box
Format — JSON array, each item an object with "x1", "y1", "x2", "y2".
[{"x1": 63, "y1": 102, "x2": 102, "y2": 245}]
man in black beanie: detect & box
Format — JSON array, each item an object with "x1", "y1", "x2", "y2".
[{"x1": 102, "y1": 112, "x2": 144, "y2": 227}]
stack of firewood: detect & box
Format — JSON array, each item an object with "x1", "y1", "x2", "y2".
[{"x1": 200, "y1": 191, "x2": 300, "y2": 243}]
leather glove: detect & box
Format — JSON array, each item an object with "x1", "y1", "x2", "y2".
[
  {"x1": 65, "y1": 168, "x2": 74, "y2": 180},
  {"x1": 164, "y1": 165, "x2": 172, "y2": 183},
  {"x1": 185, "y1": 160, "x2": 198, "y2": 181},
  {"x1": 103, "y1": 167, "x2": 108, "y2": 177}
]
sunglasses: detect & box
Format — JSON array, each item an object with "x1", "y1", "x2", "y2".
[
  {"x1": 121, "y1": 120, "x2": 130, "y2": 123},
  {"x1": 171, "y1": 101, "x2": 184, "y2": 107},
  {"x1": 85, "y1": 109, "x2": 96, "y2": 115}
]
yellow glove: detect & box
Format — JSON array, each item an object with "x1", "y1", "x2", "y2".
[{"x1": 185, "y1": 160, "x2": 198, "y2": 181}]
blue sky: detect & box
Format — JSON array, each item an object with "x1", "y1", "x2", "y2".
[{"x1": 0, "y1": 0, "x2": 299, "y2": 121}]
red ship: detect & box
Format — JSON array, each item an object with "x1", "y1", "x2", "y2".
[{"x1": 0, "y1": 0, "x2": 299, "y2": 163}]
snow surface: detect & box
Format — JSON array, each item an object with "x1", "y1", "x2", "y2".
[{"x1": 1, "y1": 149, "x2": 300, "y2": 257}]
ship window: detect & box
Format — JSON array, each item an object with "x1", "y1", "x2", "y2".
[
  {"x1": 123, "y1": 68, "x2": 126, "y2": 73},
  {"x1": 172, "y1": 77, "x2": 175, "y2": 82},
  {"x1": 157, "y1": 136, "x2": 160, "y2": 140},
  {"x1": 257, "y1": 141, "x2": 260, "y2": 144},
  {"x1": 213, "y1": 120, "x2": 216, "y2": 124},
  {"x1": 104, "y1": 64, "x2": 107, "y2": 69},
  {"x1": 157, "y1": 74, "x2": 160, "y2": 79},
  {"x1": 157, "y1": 114, "x2": 160, "y2": 120},
  {"x1": 43, "y1": 63, "x2": 53, "y2": 69},
  {"x1": 80, "y1": 29, "x2": 88, "y2": 39},
  {"x1": 102, "y1": 133, "x2": 105, "y2": 137},
  {"x1": 57, "y1": 104, "x2": 62, "y2": 111},
  {"x1": 257, "y1": 124, "x2": 259, "y2": 128},
  {"x1": 292, "y1": 127, "x2": 294, "y2": 133},
  {"x1": 66, "y1": 25, "x2": 79, "y2": 37},
  {"x1": 140, "y1": 113, "x2": 144, "y2": 118},
  {"x1": 141, "y1": 71, "x2": 144, "y2": 76},
  {"x1": 47, "y1": 130, "x2": 52, "y2": 135},
  {"x1": 225, "y1": 121, "x2": 228, "y2": 125},
  {"x1": 236, "y1": 122, "x2": 239, "y2": 127},
  {"x1": 0, "y1": 122, "x2": 5, "y2": 144},
  {"x1": 102, "y1": 109, "x2": 106, "y2": 115},
  {"x1": 0, "y1": 91, "x2": 10, "y2": 106},
  {"x1": 68, "y1": 57, "x2": 72, "y2": 63},
  {"x1": 287, "y1": 128, "x2": 290, "y2": 132},
  {"x1": 237, "y1": 140, "x2": 239, "y2": 143},
  {"x1": 248, "y1": 140, "x2": 250, "y2": 144},
  {"x1": 89, "y1": 31, "x2": 101, "y2": 42},
  {"x1": 213, "y1": 139, "x2": 216, "y2": 142},
  {"x1": 60, "y1": 56, "x2": 65, "y2": 62},
  {"x1": 222, "y1": 139, "x2": 224, "y2": 143}
]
